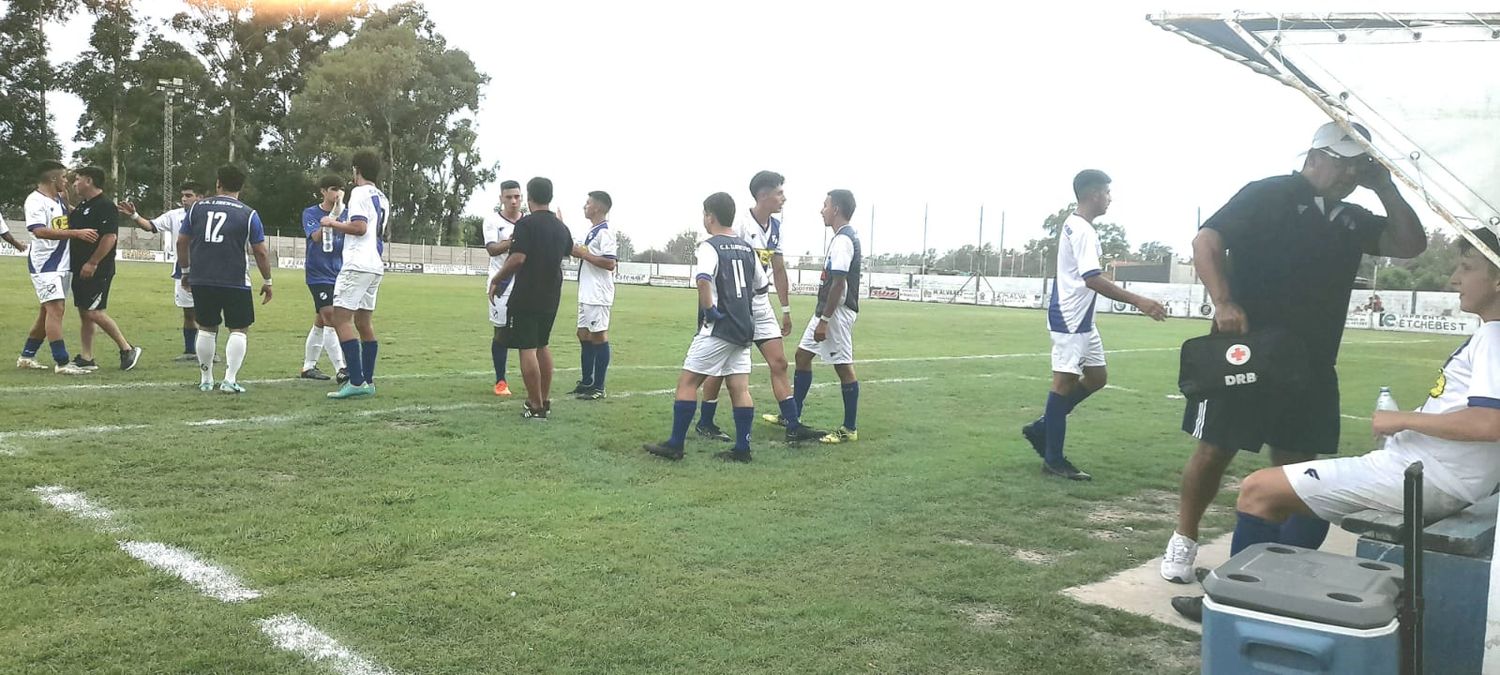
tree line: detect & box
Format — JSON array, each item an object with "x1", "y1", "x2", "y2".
[{"x1": 0, "y1": 0, "x2": 494, "y2": 244}]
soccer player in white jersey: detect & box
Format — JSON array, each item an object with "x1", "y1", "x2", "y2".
[
  {"x1": 0, "y1": 213, "x2": 25, "y2": 252},
  {"x1": 1021, "y1": 170, "x2": 1165, "y2": 481},
  {"x1": 1170, "y1": 228, "x2": 1500, "y2": 622},
  {"x1": 15, "y1": 160, "x2": 92, "y2": 375},
  {"x1": 792, "y1": 190, "x2": 864, "y2": 444},
  {"x1": 697, "y1": 170, "x2": 824, "y2": 443},
  {"x1": 121, "y1": 181, "x2": 205, "y2": 362},
  {"x1": 324, "y1": 150, "x2": 389, "y2": 400},
  {"x1": 570, "y1": 190, "x2": 618, "y2": 400},
  {"x1": 486, "y1": 180, "x2": 523, "y2": 397}
]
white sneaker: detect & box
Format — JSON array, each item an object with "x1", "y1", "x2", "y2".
[
  {"x1": 54, "y1": 363, "x2": 92, "y2": 375},
  {"x1": 16, "y1": 356, "x2": 49, "y2": 370},
  {"x1": 1160, "y1": 531, "x2": 1199, "y2": 584}
]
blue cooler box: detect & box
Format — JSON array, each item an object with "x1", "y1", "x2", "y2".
[{"x1": 1201, "y1": 543, "x2": 1404, "y2": 675}]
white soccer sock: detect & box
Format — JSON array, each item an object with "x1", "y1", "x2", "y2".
[
  {"x1": 225, "y1": 332, "x2": 247, "y2": 384},
  {"x1": 196, "y1": 331, "x2": 217, "y2": 384},
  {"x1": 303, "y1": 327, "x2": 323, "y2": 371},
  {"x1": 322, "y1": 326, "x2": 345, "y2": 369}
]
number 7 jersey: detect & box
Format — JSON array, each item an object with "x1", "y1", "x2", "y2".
[{"x1": 344, "y1": 184, "x2": 389, "y2": 275}]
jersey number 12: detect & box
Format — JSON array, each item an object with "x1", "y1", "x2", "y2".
[{"x1": 205, "y1": 212, "x2": 227, "y2": 243}]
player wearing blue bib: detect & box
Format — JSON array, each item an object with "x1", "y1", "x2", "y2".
[
  {"x1": 299, "y1": 175, "x2": 349, "y2": 383},
  {"x1": 645, "y1": 192, "x2": 769, "y2": 463}
]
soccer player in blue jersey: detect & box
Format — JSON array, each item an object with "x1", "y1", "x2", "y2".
[
  {"x1": 325, "y1": 151, "x2": 390, "y2": 400},
  {"x1": 121, "y1": 181, "x2": 205, "y2": 362},
  {"x1": 299, "y1": 175, "x2": 349, "y2": 382},
  {"x1": 1021, "y1": 170, "x2": 1165, "y2": 480},
  {"x1": 645, "y1": 192, "x2": 769, "y2": 463},
  {"x1": 15, "y1": 160, "x2": 92, "y2": 375},
  {"x1": 792, "y1": 190, "x2": 864, "y2": 444},
  {"x1": 177, "y1": 165, "x2": 275, "y2": 393}
]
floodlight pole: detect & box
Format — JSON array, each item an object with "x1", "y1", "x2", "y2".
[{"x1": 157, "y1": 78, "x2": 186, "y2": 213}]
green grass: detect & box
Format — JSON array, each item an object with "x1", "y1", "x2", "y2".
[{"x1": 0, "y1": 260, "x2": 1456, "y2": 674}]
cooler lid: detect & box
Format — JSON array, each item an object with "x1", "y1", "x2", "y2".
[{"x1": 1203, "y1": 543, "x2": 1404, "y2": 629}]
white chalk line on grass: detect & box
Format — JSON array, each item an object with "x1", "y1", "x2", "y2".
[
  {"x1": 30, "y1": 486, "x2": 398, "y2": 672},
  {"x1": 32, "y1": 485, "x2": 123, "y2": 531},
  {"x1": 0, "y1": 346, "x2": 1189, "y2": 394},
  {"x1": 259, "y1": 615, "x2": 395, "y2": 675},
  {"x1": 1, "y1": 378, "x2": 938, "y2": 447},
  {"x1": 118, "y1": 541, "x2": 263, "y2": 603}
]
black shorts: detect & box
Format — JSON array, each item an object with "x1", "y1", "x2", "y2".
[
  {"x1": 72, "y1": 275, "x2": 113, "y2": 311},
  {"x1": 192, "y1": 285, "x2": 255, "y2": 330},
  {"x1": 505, "y1": 310, "x2": 557, "y2": 350},
  {"x1": 1181, "y1": 366, "x2": 1341, "y2": 456},
  {"x1": 309, "y1": 284, "x2": 335, "y2": 311}
]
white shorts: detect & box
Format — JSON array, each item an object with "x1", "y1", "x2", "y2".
[
  {"x1": 751, "y1": 296, "x2": 781, "y2": 342},
  {"x1": 1049, "y1": 329, "x2": 1105, "y2": 375},
  {"x1": 488, "y1": 284, "x2": 513, "y2": 327},
  {"x1": 683, "y1": 334, "x2": 752, "y2": 377},
  {"x1": 173, "y1": 278, "x2": 194, "y2": 308},
  {"x1": 578, "y1": 304, "x2": 611, "y2": 332},
  {"x1": 797, "y1": 305, "x2": 857, "y2": 365},
  {"x1": 31, "y1": 272, "x2": 68, "y2": 304},
  {"x1": 1284, "y1": 449, "x2": 1469, "y2": 525},
  {"x1": 334, "y1": 270, "x2": 382, "y2": 311}
]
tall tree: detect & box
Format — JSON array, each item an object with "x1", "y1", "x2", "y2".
[
  {"x1": 66, "y1": 0, "x2": 139, "y2": 188},
  {"x1": 1135, "y1": 241, "x2": 1174, "y2": 263},
  {"x1": 0, "y1": 0, "x2": 72, "y2": 208},
  {"x1": 290, "y1": 2, "x2": 493, "y2": 243},
  {"x1": 614, "y1": 231, "x2": 635, "y2": 261}
]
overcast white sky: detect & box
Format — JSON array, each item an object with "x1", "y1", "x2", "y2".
[{"x1": 43, "y1": 1, "x2": 1446, "y2": 257}]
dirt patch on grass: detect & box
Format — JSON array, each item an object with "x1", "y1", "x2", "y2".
[
  {"x1": 1013, "y1": 549, "x2": 1056, "y2": 565},
  {"x1": 1085, "y1": 506, "x2": 1159, "y2": 526},
  {"x1": 949, "y1": 538, "x2": 1005, "y2": 552},
  {"x1": 1088, "y1": 529, "x2": 1126, "y2": 541},
  {"x1": 958, "y1": 604, "x2": 1013, "y2": 629}
]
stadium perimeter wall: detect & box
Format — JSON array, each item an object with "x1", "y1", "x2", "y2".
[{"x1": 0, "y1": 231, "x2": 1472, "y2": 336}]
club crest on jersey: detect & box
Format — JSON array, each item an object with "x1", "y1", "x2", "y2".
[
  {"x1": 1430, "y1": 370, "x2": 1446, "y2": 399},
  {"x1": 1225, "y1": 344, "x2": 1251, "y2": 366}
]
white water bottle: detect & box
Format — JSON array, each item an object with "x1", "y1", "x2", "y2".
[
  {"x1": 322, "y1": 226, "x2": 334, "y2": 253},
  {"x1": 1375, "y1": 386, "x2": 1400, "y2": 449}
]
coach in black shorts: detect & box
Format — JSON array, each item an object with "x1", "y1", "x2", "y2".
[
  {"x1": 1158, "y1": 122, "x2": 1428, "y2": 584},
  {"x1": 492, "y1": 177, "x2": 574, "y2": 419},
  {"x1": 68, "y1": 166, "x2": 142, "y2": 371}
]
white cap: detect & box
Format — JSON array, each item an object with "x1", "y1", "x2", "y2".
[{"x1": 1309, "y1": 121, "x2": 1372, "y2": 159}]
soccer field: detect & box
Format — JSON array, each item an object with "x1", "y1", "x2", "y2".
[{"x1": 0, "y1": 260, "x2": 1458, "y2": 674}]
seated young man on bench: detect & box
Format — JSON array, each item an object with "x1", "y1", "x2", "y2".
[{"x1": 1174, "y1": 228, "x2": 1500, "y2": 621}]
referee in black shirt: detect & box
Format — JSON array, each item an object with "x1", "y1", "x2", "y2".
[
  {"x1": 68, "y1": 166, "x2": 142, "y2": 371},
  {"x1": 492, "y1": 177, "x2": 574, "y2": 419},
  {"x1": 1159, "y1": 122, "x2": 1426, "y2": 588}
]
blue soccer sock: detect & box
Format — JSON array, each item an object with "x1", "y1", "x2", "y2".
[
  {"x1": 579, "y1": 341, "x2": 595, "y2": 387},
  {"x1": 699, "y1": 399, "x2": 719, "y2": 428},
  {"x1": 182, "y1": 328, "x2": 197, "y2": 354},
  {"x1": 22, "y1": 337, "x2": 42, "y2": 358},
  {"x1": 340, "y1": 340, "x2": 364, "y2": 386},
  {"x1": 1042, "y1": 392, "x2": 1069, "y2": 465},
  {"x1": 49, "y1": 340, "x2": 69, "y2": 366},
  {"x1": 841, "y1": 381, "x2": 860, "y2": 431},
  {"x1": 492, "y1": 340, "x2": 507, "y2": 383},
  {"x1": 1231, "y1": 511, "x2": 1284, "y2": 555},
  {"x1": 733, "y1": 407, "x2": 754, "y2": 452},
  {"x1": 777, "y1": 397, "x2": 802, "y2": 430},
  {"x1": 793, "y1": 370, "x2": 813, "y2": 416},
  {"x1": 668, "y1": 399, "x2": 696, "y2": 448},
  {"x1": 1064, "y1": 385, "x2": 1095, "y2": 414},
  {"x1": 361, "y1": 341, "x2": 379, "y2": 385},
  {"x1": 594, "y1": 342, "x2": 611, "y2": 390},
  {"x1": 1279, "y1": 514, "x2": 1331, "y2": 550}
]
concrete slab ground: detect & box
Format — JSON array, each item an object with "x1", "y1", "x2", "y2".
[{"x1": 1063, "y1": 527, "x2": 1360, "y2": 632}]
